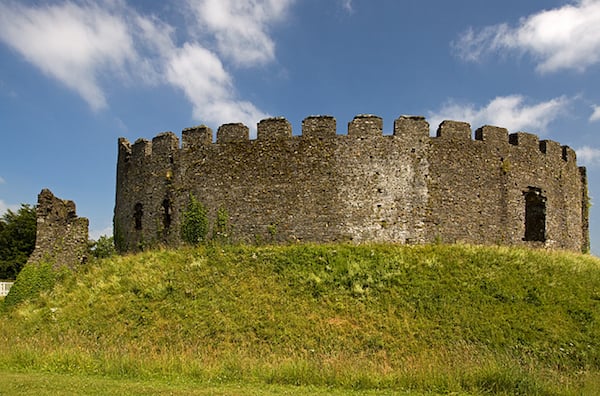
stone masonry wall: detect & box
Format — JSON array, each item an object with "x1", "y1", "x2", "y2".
[
  {"x1": 28, "y1": 189, "x2": 89, "y2": 269},
  {"x1": 114, "y1": 114, "x2": 589, "y2": 253},
  {"x1": 427, "y1": 122, "x2": 588, "y2": 251}
]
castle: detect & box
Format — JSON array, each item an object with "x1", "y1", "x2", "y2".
[{"x1": 114, "y1": 114, "x2": 589, "y2": 253}]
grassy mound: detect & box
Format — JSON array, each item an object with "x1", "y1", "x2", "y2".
[{"x1": 1, "y1": 243, "x2": 599, "y2": 394}]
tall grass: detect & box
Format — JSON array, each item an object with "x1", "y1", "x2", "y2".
[{"x1": 1, "y1": 243, "x2": 599, "y2": 394}]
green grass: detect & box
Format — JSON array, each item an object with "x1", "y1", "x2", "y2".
[
  {"x1": 1, "y1": 243, "x2": 599, "y2": 395},
  {"x1": 1, "y1": 370, "x2": 417, "y2": 395}
]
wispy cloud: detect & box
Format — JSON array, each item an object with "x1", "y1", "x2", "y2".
[
  {"x1": 340, "y1": 0, "x2": 354, "y2": 13},
  {"x1": 166, "y1": 43, "x2": 268, "y2": 131},
  {"x1": 89, "y1": 226, "x2": 113, "y2": 241},
  {"x1": 0, "y1": 0, "x2": 288, "y2": 129},
  {"x1": 185, "y1": 0, "x2": 294, "y2": 67},
  {"x1": 0, "y1": 176, "x2": 5, "y2": 184},
  {"x1": 0, "y1": 1, "x2": 137, "y2": 111},
  {"x1": 0, "y1": 200, "x2": 19, "y2": 216},
  {"x1": 590, "y1": 105, "x2": 600, "y2": 122},
  {"x1": 576, "y1": 146, "x2": 600, "y2": 167},
  {"x1": 453, "y1": 0, "x2": 600, "y2": 73},
  {"x1": 428, "y1": 95, "x2": 570, "y2": 133}
]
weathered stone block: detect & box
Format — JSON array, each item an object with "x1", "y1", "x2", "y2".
[
  {"x1": 217, "y1": 123, "x2": 249, "y2": 143},
  {"x1": 394, "y1": 115, "x2": 429, "y2": 141},
  {"x1": 258, "y1": 117, "x2": 292, "y2": 140},
  {"x1": 348, "y1": 114, "x2": 383, "y2": 138},
  {"x1": 436, "y1": 120, "x2": 471, "y2": 140},
  {"x1": 302, "y1": 115, "x2": 336, "y2": 139},
  {"x1": 183, "y1": 125, "x2": 212, "y2": 149}
]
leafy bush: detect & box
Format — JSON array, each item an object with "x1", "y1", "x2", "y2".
[
  {"x1": 212, "y1": 206, "x2": 230, "y2": 241},
  {"x1": 3, "y1": 261, "x2": 56, "y2": 308},
  {"x1": 181, "y1": 194, "x2": 208, "y2": 245}
]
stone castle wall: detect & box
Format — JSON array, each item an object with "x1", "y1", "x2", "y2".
[
  {"x1": 114, "y1": 114, "x2": 589, "y2": 252},
  {"x1": 28, "y1": 189, "x2": 89, "y2": 269}
]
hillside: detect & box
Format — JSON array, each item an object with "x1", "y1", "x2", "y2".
[{"x1": 1, "y1": 243, "x2": 599, "y2": 395}]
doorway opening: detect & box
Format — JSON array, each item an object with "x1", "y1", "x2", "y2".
[{"x1": 524, "y1": 187, "x2": 546, "y2": 242}]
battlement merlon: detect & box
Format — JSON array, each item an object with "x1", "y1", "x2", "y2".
[
  {"x1": 509, "y1": 132, "x2": 539, "y2": 151},
  {"x1": 436, "y1": 120, "x2": 472, "y2": 141},
  {"x1": 475, "y1": 125, "x2": 509, "y2": 145},
  {"x1": 302, "y1": 115, "x2": 337, "y2": 138},
  {"x1": 393, "y1": 115, "x2": 429, "y2": 141},
  {"x1": 217, "y1": 123, "x2": 249, "y2": 143},
  {"x1": 117, "y1": 137, "x2": 132, "y2": 162},
  {"x1": 132, "y1": 138, "x2": 152, "y2": 161},
  {"x1": 539, "y1": 139, "x2": 563, "y2": 160},
  {"x1": 183, "y1": 125, "x2": 212, "y2": 150},
  {"x1": 258, "y1": 117, "x2": 292, "y2": 140},
  {"x1": 348, "y1": 114, "x2": 383, "y2": 138},
  {"x1": 562, "y1": 146, "x2": 577, "y2": 163},
  {"x1": 152, "y1": 132, "x2": 179, "y2": 159}
]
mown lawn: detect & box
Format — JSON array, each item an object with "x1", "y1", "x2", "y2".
[{"x1": 1, "y1": 370, "x2": 428, "y2": 396}]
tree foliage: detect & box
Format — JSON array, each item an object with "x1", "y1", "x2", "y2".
[
  {"x1": 0, "y1": 204, "x2": 36, "y2": 280},
  {"x1": 90, "y1": 235, "x2": 116, "y2": 259}
]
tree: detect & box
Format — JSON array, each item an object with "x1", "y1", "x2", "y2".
[
  {"x1": 90, "y1": 235, "x2": 116, "y2": 259},
  {"x1": 0, "y1": 204, "x2": 37, "y2": 280}
]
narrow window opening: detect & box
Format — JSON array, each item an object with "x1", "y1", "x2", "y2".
[
  {"x1": 134, "y1": 203, "x2": 143, "y2": 231},
  {"x1": 162, "y1": 198, "x2": 172, "y2": 231},
  {"x1": 524, "y1": 188, "x2": 546, "y2": 242}
]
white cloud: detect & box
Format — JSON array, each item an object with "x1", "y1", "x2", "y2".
[
  {"x1": 89, "y1": 226, "x2": 113, "y2": 241},
  {"x1": 186, "y1": 0, "x2": 293, "y2": 67},
  {"x1": 340, "y1": 0, "x2": 354, "y2": 13},
  {"x1": 0, "y1": 200, "x2": 19, "y2": 216},
  {"x1": 428, "y1": 95, "x2": 570, "y2": 133},
  {"x1": 0, "y1": 1, "x2": 137, "y2": 110},
  {"x1": 0, "y1": 1, "x2": 277, "y2": 129},
  {"x1": 576, "y1": 145, "x2": 600, "y2": 166},
  {"x1": 0, "y1": 176, "x2": 5, "y2": 184},
  {"x1": 590, "y1": 105, "x2": 600, "y2": 122},
  {"x1": 166, "y1": 43, "x2": 268, "y2": 132},
  {"x1": 453, "y1": 0, "x2": 600, "y2": 73}
]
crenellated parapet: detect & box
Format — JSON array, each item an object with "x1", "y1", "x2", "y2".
[
  {"x1": 117, "y1": 115, "x2": 581, "y2": 169},
  {"x1": 114, "y1": 114, "x2": 589, "y2": 253}
]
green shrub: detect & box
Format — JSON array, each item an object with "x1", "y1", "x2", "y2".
[
  {"x1": 212, "y1": 206, "x2": 230, "y2": 241},
  {"x1": 181, "y1": 194, "x2": 208, "y2": 245},
  {"x1": 3, "y1": 261, "x2": 56, "y2": 308}
]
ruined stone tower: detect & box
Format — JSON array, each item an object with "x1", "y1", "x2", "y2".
[
  {"x1": 27, "y1": 189, "x2": 89, "y2": 268},
  {"x1": 114, "y1": 115, "x2": 589, "y2": 253}
]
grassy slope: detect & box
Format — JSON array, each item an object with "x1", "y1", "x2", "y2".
[{"x1": 1, "y1": 243, "x2": 599, "y2": 395}]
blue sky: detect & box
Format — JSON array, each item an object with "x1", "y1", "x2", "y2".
[{"x1": 1, "y1": 0, "x2": 599, "y2": 252}]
